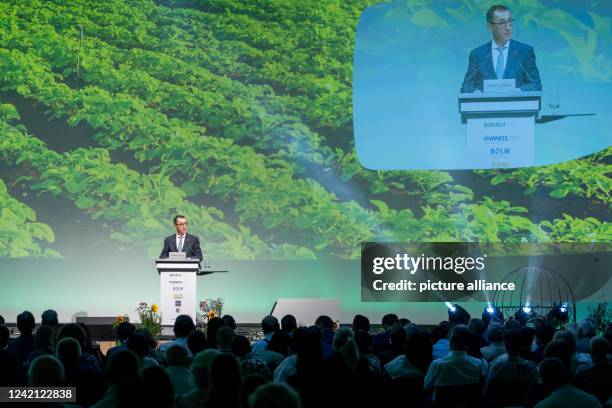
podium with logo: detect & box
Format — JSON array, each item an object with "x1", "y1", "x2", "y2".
[
  {"x1": 155, "y1": 256, "x2": 227, "y2": 326},
  {"x1": 458, "y1": 91, "x2": 541, "y2": 168}
]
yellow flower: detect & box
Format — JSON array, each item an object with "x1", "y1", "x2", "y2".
[
  {"x1": 207, "y1": 310, "x2": 217, "y2": 320},
  {"x1": 151, "y1": 304, "x2": 159, "y2": 313},
  {"x1": 116, "y1": 315, "x2": 125, "y2": 324}
]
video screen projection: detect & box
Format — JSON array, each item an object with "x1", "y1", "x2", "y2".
[
  {"x1": 353, "y1": 0, "x2": 612, "y2": 169},
  {"x1": 0, "y1": 0, "x2": 610, "y2": 323}
]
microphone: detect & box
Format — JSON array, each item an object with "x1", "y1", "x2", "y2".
[
  {"x1": 461, "y1": 50, "x2": 492, "y2": 93},
  {"x1": 513, "y1": 49, "x2": 535, "y2": 92}
]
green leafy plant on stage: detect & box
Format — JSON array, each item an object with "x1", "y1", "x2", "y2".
[
  {"x1": 136, "y1": 302, "x2": 162, "y2": 338},
  {"x1": 587, "y1": 292, "x2": 612, "y2": 335}
]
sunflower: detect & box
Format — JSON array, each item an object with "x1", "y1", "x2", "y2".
[
  {"x1": 207, "y1": 310, "x2": 217, "y2": 320},
  {"x1": 116, "y1": 315, "x2": 125, "y2": 324},
  {"x1": 151, "y1": 304, "x2": 159, "y2": 313}
]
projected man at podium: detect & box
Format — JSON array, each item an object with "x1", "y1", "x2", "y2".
[
  {"x1": 159, "y1": 215, "x2": 203, "y2": 260},
  {"x1": 461, "y1": 5, "x2": 542, "y2": 93}
]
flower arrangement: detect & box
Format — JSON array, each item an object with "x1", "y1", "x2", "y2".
[
  {"x1": 136, "y1": 302, "x2": 162, "y2": 337},
  {"x1": 198, "y1": 297, "x2": 224, "y2": 324},
  {"x1": 112, "y1": 314, "x2": 129, "y2": 331}
]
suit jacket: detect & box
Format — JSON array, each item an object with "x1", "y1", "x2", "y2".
[
  {"x1": 461, "y1": 39, "x2": 542, "y2": 92},
  {"x1": 159, "y1": 233, "x2": 203, "y2": 260}
]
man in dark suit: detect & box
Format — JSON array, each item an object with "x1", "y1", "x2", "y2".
[
  {"x1": 461, "y1": 5, "x2": 542, "y2": 93},
  {"x1": 159, "y1": 215, "x2": 203, "y2": 260}
]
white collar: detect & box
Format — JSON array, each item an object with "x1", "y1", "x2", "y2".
[{"x1": 492, "y1": 39, "x2": 510, "y2": 50}]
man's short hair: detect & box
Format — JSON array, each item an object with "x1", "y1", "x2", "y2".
[
  {"x1": 116, "y1": 322, "x2": 136, "y2": 341},
  {"x1": 578, "y1": 317, "x2": 597, "y2": 338},
  {"x1": 173, "y1": 215, "x2": 186, "y2": 225},
  {"x1": 56, "y1": 337, "x2": 82, "y2": 367},
  {"x1": 504, "y1": 329, "x2": 521, "y2": 354},
  {"x1": 28, "y1": 355, "x2": 65, "y2": 386},
  {"x1": 166, "y1": 344, "x2": 189, "y2": 366},
  {"x1": 216, "y1": 326, "x2": 235, "y2": 348},
  {"x1": 261, "y1": 315, "x2": 280, "y2": 335},
  {"x1": 553, "y1": 330, "x2": 576, "y2": 354},
  {"x1": 382, "y1": 313, "x2": 399, "y2": 329},
  {"x1": 17, "y1": 311, "x2": 36, "y2": 335},
  {"x1": 352, "y1": 314, "x2": 370, "y2": 332},
  {"x1": 315, "y1": 315, "x2": 334, "y2": 330},
  {"x1": 449, "y1": 324, "x2": 471, "y2": 351},
  {"x1": 281, "y1": 314, "x2": 297, "y2": 333},
  {"x1": 41, "y1": 310, "x2": 58, "y2": 327},
  {"x1": 486, "y1": 5, "x2": 510, "y2": 23},
  {"x1": 174, "y1": 315, "x2": 195, "y2": 337},
  {"x1": 250, "y1": 382, "x2": 300, "y2": 408},
  {"x1": 589, "y1": 336, "x2": 609, "y2": 362},
  {"x1": 221, "y1": 314, "x2": 237, "y2": 330},
  {"x1": 539, "y1": 357, "x2": 568, "y2": 390},
  {"x1": 107, "y1": 349, "x2": 139, "y2": 385}
]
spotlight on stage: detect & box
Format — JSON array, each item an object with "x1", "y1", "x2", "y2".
[
  {"x1": 482, "y1": 303, "x2": 503, "y2": 326},
  {"x1": 446, "y1": 302, "x2": 470, "y2": 325},
  {"x1": 547, "y1": 303, "x2": 570, "y2": 323},
  {"x1": 514, "y1": 303, "x2": 533, "y2": 324}
]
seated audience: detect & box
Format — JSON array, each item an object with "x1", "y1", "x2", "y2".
[
  {"x1": 372, "y1": 313, "x2": 399, "y2": 355},
  {"x1": 553, "y1": 329, "x2": 592, "y2": 374},
  {"x1": 355, "y1": 329, "x2": 382, "y2": 376},
  {"x1": 576, "y1": 317, "x2": 597, "y2": 354},
  {"x1": 7, "y1": 311, "x2": 36, "y2": 363},
  {"x1": 280, "y1": 314, "x2": 297, "y2": 338},
  {"x1": 378, "y1": 326, "x2": 407, "y2": 365},
  {"x1": 127, "y1": 328, "x2": 159, "y2": 370},
  {"x1": 578, "y1": 336, "x2": 612, "y2": 404},
  {"x1": 25, "y1": 324, "x2": 54, "y2": 364},
  {"x1": 56, "y1": 336, "x2": 105, "y2": 406},
  {"x1": 187, "y1": 329, "x2": 209, "y2": 356},
  {"x1": 484, "y1": 329, "x2": 537, "y2": 407},
  {"x1": 41, "y1": 309, "x2": 59, "y2": 328},
  {"x1": 215, "y1": 326, "x2": 235, "y2": 354},
  {"x1": 431, "y1": 322, "x2": 450, "y2": 360},
  {"x1": 424, "y1": 324, "x2": 487, "y2": 405},
  {"x1": 232, "y1": 335, "x2": 271, "y2": 380},
  {"x1": 28, "y1": 354, "x2": 64, "y2": 386},
  {"x1": 253, "y1": 331, "x2": 288, "y2": 371},
  {"x1": 204, "y1": 352, "x2": 242, "y2": 408},
  {"x1": 105, "y1": 321, "x2": 136, "y2": 363},
  {"x1": 481, "y1": 323, "x2": 506, "y2": 363},
  {"x1": 252, "y1": 316, "x2": 280, "y2": 352},
  {"x1": 250, "y1": 382, "x2": 301, "y2": 408},
  {"x1": 91, "y1": 349, "x2": 139, "y2": 408},
  {"x1": 160, "y1": 314, "x2": 196, "y2": 357},
  {"x1": 535, "y1": 357, "x2": 600, "y2": 407},
  {"x1": 166, "y1": 344, "x2": 195, "y2": 395},
  {"x1": 0, "y1": 324, "x2": 20, "y2": 386},
  {"x1": 176, "y1": 349, "x2": 221, "y2": 408},
  {"x1": 533, "y1": 322, "x2": 555, "y2": 363}
]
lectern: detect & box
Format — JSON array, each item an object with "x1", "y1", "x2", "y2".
[
  {"x1": 458, "y1": 91, "x2": 541, "y2": 168},
  {"x1": 155, "y1": 257, "x2": 228, "y2": 326},
  {"x1": 156, "y1": 257, "x2": 201, "y2": 325}
]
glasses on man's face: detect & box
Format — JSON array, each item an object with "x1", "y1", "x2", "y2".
[
  {"x1": 490, "y1": 18, "x2": 514, "y2": 28},
  {"x1": 175, "y1": 222, "x2": 188, "y2": 226}
]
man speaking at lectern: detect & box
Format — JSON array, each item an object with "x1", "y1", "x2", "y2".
[
  {"x1": 461, "y1": 5, "x2": 542, "y2": 93},
  {"x1": 160, "y1": 215, "x2": 203, "y2": 260}
]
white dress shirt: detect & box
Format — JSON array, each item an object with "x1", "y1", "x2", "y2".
[
  {"x1": 176, "y1": 234, "x2": 186, "y2": 252},
  {"x1": 491, "y1": 40, "x2": 510, "y2": 77}
]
